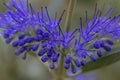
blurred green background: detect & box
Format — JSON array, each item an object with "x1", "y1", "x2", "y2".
[{"x1": 0, "y1": 0, "x2": 120, "y2": 80}]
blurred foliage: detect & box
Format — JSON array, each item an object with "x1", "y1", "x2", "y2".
[{"x1": 82, "y1": 46, "x2": 120, "y2": 73}]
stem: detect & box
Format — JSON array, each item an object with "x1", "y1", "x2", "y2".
[
  {"x1": 56, "y1": 55, "x2": 65, "y2": 80},
  {"x1": 64, "y1": 0, "x2": 76, "y2": 32}
]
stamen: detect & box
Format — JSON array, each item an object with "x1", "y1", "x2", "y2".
[
  {"x1": 70, "y1": 28, "x2": 80, "y2": 37},
  {"x1": 29, "y1": 3, "x2": 35, "y2": 16},
  {"x1": 54, "y1": 12, "x2": 57, "y2": 25},
  {"x1": 86, "y1": 19, "x2": 100, "y2": 35},
  {"x1": 2, "y1": 3, "x2": 11, "y2": 10},
  {"x1": 104, "y1": 7, "x2": 114, "y2": 17},
  {"x1": 80, "y1": 17, "x2": 83, "y2": 35},
  {"x1": 58, "y1": 25, "x2": 64, "y2": 37},
  {"x1": 93, "y1": 3, "x2": 97, "y2": 20},
  {"x1": 41, "y1": 7, "x2": 43, "y2": 19},
  {"x1": 85, "y1": 11, "x2": 89, "y2": 31},
  {"x1": 12, "y1": 4, "x2": 25, "y2": 16},
  {"x1": 45, "y1": 6, "x2": 51, "y2": 22},
  {"x1": 37, "y1": 12, "x2": 41, "y2": 23},
  {"x1": 58, "y1": 10, "x2": 65, "y2": 25},
  {"x1": 8, "y1": 11, "x2": 20, "y2": 23},
  {"x1": 26, "y1": 0, "x2": 29, "y2": 12},
  {"x1": 19, "y1": 0, "x2": 25, "y2": 12}
]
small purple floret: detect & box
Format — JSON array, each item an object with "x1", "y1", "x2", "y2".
[
  {"x1": 38, "y1": 49, "x2": 46, "y2": 56},
  {"x1": 64, "y1": 55, "x2": 71, "y2": 64},
  {"x1": 41, "y1": 55, "x2": 48, "y2": 62}
]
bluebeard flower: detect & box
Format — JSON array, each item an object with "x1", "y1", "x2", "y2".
[
  {"x1": 0, "y1": 0, "x2": 61, "y2": 60},
  {"x1": 64, "y1": 5, "x2": 120, "y2": 74},
  {"x1": 0, "y1": 0, "x2": 120, "y2": 75}
]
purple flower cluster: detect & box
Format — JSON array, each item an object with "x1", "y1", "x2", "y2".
[{"x1": 0, "y1": 0, "x2": 120, "y2": 74}]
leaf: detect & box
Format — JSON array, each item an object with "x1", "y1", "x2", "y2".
[{"x1": 82, "y1": 46, "x2": 120, "y2": 73}]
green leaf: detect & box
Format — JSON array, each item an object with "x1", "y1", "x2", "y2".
[{"x1": 82, "y1": 46, "x2": 120, "y2": 73}]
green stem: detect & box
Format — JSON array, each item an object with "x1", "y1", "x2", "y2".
[
  {"x1": 56, "y1": 55, "x2": 65, "y2": 80},
  {"x1": 64, "y1": 0, "x2": 76, "y2": 32}
]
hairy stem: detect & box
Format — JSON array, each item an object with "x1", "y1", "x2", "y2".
[{"x1": 64, "y1": 0, "x2": 76, "y2": 32}]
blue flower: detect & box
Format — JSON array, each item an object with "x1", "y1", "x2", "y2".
[
  {"x1": 0, "y1": 0, "x2": 67, "y2": 70},
  {"x1": 63, "y1": 5, "x2": 120, "y2": 74},
  {"x1": 0, "y1": 0, "x2": 120, "y2": 75}
]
